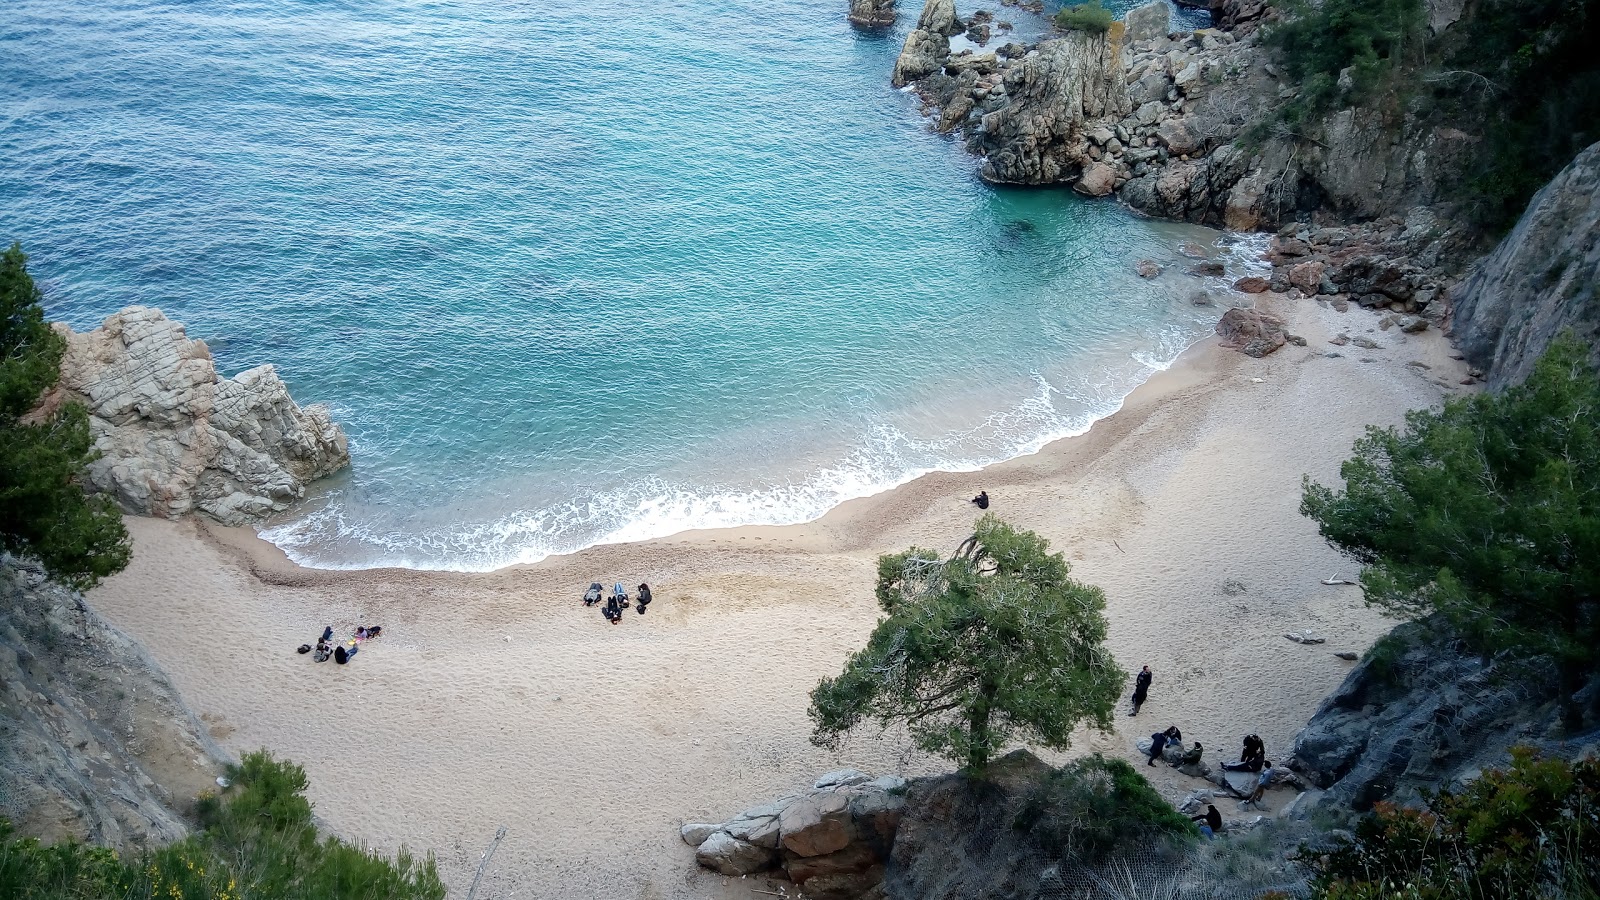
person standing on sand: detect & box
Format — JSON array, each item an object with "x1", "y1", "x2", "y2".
[{"x1": 1130, "y1": 665, "x2": 1152, "y2": 715}]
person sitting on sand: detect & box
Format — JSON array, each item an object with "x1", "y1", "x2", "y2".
[
  {"x1": 1130, "y1": 665, "x2": 1152, "y2": 716},
  {"x1": 1223, "y1": 734, "x2": 1265, "y2": 772},
  {"x1": 971, "y1": 490, "x2": 990, "y2": 510},
  {"x1": 1172, "y1": 741, "x2": 1203, "y2": 768},
  {"x1": 1191, "y1": 803, "x2": 1222, "y2": 837},
  {"x1": 314, "y1": 639, "x2": 332, "y2": 662},
  {"x1": 637, "y1": 583, "x2": 652, "y2": 606}
]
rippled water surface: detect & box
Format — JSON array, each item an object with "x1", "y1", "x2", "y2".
[{"x1": 3, "y1": 0, "x2": 1234, "y2": 570}]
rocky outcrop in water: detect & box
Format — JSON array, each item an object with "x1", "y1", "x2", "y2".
[
  {"x1": 1447, "y1": 141, "x2": 1600, "y2": 387},
  {"x1": 682, "y1": 769, "x2": 906, "y2": 899},
  {"x1": 973, "y1": 32, "x2": 1131, "y2": 184},
  {"x1": 850, "y1": 0, "x2": 897, "y2": 27},
  {"x1": 0, "y1": 556, "x2": 224, "y2": 851},
  {"x1": 892, "y1": 0, "x2": 963, "y2": 86},
  {"x1": 37, "y1": 306, "x2": 350, "y2": 526}
]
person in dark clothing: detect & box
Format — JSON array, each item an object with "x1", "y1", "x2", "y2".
[
  {"x1": 1130, "y1": 665, "x2": 1152, "y2": 716},
  {"x1": 971, "y1": 491, "x2": 990, "y2": 510},
  {"x1": 320, "y1": 625, "x2": 334, "y2": 643},
  {"x1": 1191, "y1": 804, "x2": 1222, "y2": 837},
  {"x1": 1223, "y1": 734, "x2": 1266, "y2": 772},
  {"x1": 1148, "y1": 725, "x2": 1182, "y2": 765},
  {"x1": 334, "y1": 645, "x2": 347, "y2": 664},
  {"x1": 1172, "y1": 742, "x2": 1203, "y2": 768},
  {"x1": 637, "y1": 583, "x2": 653, "y2": 609},
  {"x1": 604, "y1": 595, "x2": 622, "y2": 624}
]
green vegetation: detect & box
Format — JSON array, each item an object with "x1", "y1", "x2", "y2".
[
  {"x1": 1310, "y1": 749, "x2": 1600, "y2": 899},
  {"x1": 1262, "y1": 0, "x2": 1600, "y2": 228},
  {"x1": 1264, "y1": 0, "x2": 1424, "y2": 116},
  {"x1": 1445, "y1": 0, "x2": 1600, "y2": 227},
  {"x1": 0, "y1": 243, "x2": 130, "y2": 589},
  {"x1": 1055, "y1": 0, "x2": 1114, "y2": 34},
  {"x1": 0, "y1": 751, "x2": 445, "y2": 900},
  {"x1": 808, "y1": 514, "x2": 1124, "y2": 772},
  {"x1": 1015, "y1": 754, "x2": 1198, "y2": 861},
  {"x1": 1302, "y1": 334, "x2": 1600, "y2": 726}
]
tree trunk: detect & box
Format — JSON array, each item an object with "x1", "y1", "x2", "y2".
[{"x1": 966, "y1": 682, "x2": 998, "y2": 772}]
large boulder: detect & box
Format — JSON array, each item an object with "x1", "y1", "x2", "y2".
[
  {"x1": 42, "y1": 306, "x2": 349, "y2": 525},
  {"x1": 1123, "y1": 0, "x2": 1171, "y2": 42},
  {"x1": 1448, "y1": 140, "x2": 1600, "y2": 387},
  {"x1": 1215, "y1": 307, "x2": 1288, "y2": 357},
  {"x1": 695, "y1": 830, "x2": 776, "y2": 876},
  {"x1": 779, "y1": 791, "x2": 853, "y2": 857},
  {"x1": 1074, "y1": 161, "x2": 1118, "y2": 197}
]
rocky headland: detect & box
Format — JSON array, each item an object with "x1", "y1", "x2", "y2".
[
  {"x1": 31, "y1": 306, "x2": 350, "y2": 526},
  {"x1": 0, "y1": 555, "x2": 225, "y2": 852}
]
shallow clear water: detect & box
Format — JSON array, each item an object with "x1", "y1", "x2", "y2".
[{"x1": 3, "y1": 0, "x2": 1234, "y2": 571}]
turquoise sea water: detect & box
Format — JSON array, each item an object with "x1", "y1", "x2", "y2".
[{"x1": 3, "y1": 0, "x2": 1234, "y2": 571}]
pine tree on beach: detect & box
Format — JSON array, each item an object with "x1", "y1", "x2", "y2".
[{"x1": 809, "y1": 514, "x2": 1124, "y2": 772}]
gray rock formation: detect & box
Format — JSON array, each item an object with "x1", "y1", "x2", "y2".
[
  {"x1": 892, "y1": 0, "x2": 961, "y2": 86},
  {"x1": 0, "y1": 557, "x2": 225, "y2": 851},
  {"x1": 849, "y1": 0, "x2": 897, "y2": 27},
  {"x1": 973, "y1": 33, "x2": 1130, "y2": 184},
  {"x1": 684, "y1": 769, "x2": 906, "y2": 898},
  {"x1": 1124, "y1": 0, "x2": 1171, "y2": 42},
  {"x1": 41, "y1": 306, "x2": 350, "y2": 526},
  {"x1": 1448, "y1": 141, "x2": 1600, "y2": 387},
  {"x1": 1288, "y1": 618, "x2": 1599, "y2": 812}
]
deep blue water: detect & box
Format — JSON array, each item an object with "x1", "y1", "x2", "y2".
[{"x1": 2, "y1": 0, "x2": 1236, "y2": 571}]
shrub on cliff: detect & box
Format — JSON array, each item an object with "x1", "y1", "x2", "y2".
[
  {"x1": 1302, "y1": 333, "x2": 1600, "y2": 727},
  {"x1": 0, "y1": 243, "x2": 130, "y2": 589},
  {"x1": 1055, "y1": 0, "x2": 1114, "y2": 34},
  {"x1": 0, "y1": 750, "x2": 445, "y2": 900},
  {"x1": 1310, "y1": 749, "x2": 1600, "y2": 899},
  {"x1": 808, "y1": 514, "x2": 1125, "y2": 772},
  {"x1": 1015, "y1": 755, "x2": 1198, "y2": 862}
]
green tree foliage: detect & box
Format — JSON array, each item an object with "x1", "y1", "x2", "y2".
[
  {"x1": 1055, "y1": 0, "x2": 1114, "y2": 34},
  {"x1": 1264, "y1": 0, "x2": 1425, "y2": 116},
  {"x1": 1015, "y1": 755, "x2": 1198, "y2": 862},
  {"x1": 1448, "y1": 0, "x2": 1600, "y2": 228},
  {"x1": 1311, "y1": 749, "x2": 1600, "y2": 899},
  {"x1": 0, "y1": 750, "x2": 446, "y2": 900},
  {"x1": 0, "y1": 243, "x2": 130, "y2": 589},
  {"x1": 809, "y1": 514, "x2": 1124, "y2": 771},
  {"x1": 1301, "y1": 334, "x2": 1600, "y2": 723}
]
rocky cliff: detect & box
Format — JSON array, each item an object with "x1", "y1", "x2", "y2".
[
  {"x1": 1287, "y1": 618, "x2": 1600, "y2": 813},
  {"x1": 35, "y1": 306, "x2": 350, "y2": 526},
  {"x1": 0, "y1": 556, "x2": 224, "y2": 851},
  {"x1": 1447, "y1": 141, "x2": 1600, "y2": 387}
]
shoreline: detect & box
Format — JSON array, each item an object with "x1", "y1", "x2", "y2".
[{"x1": 86, "y1": 293, "x2": 1473, "y2": 898}]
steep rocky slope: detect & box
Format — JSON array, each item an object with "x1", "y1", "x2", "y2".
[
  {"x1": 0, "y1": 556, "x2": 224, "y2": 851},
  {"x1": 1447, "y1": 141, "x2": 1600, "y2": 387}
]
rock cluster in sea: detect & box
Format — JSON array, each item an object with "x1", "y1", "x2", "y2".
[
  {"x1": 848, "y1": 0, "x2": 897, "y2": 27},
  {"x1": 681, "y1": 768, "x2": 906, "y2": 899},
  {"x1": 41, "y1": 306, "x2": 350, "y2": 525}
]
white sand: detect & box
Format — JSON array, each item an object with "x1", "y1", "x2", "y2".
[{"x1": 87, "y1": 295, "x2": 1470, "y2": 898}]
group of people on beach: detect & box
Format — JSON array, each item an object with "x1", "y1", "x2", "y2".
[
  {"x1": 583, "y1": 581, "x2": 653, "y2": 624},
  {"x1": 1131, "y1": 665, "x2": 1283, "y2": 836},
  {"x1": 296, "y1": 624, "x2": 382, "y2": 665}
]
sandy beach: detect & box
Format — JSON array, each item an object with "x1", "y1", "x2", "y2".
[{"x1": 85, "y1": 294, "x2": 1470, "y2": 899}]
